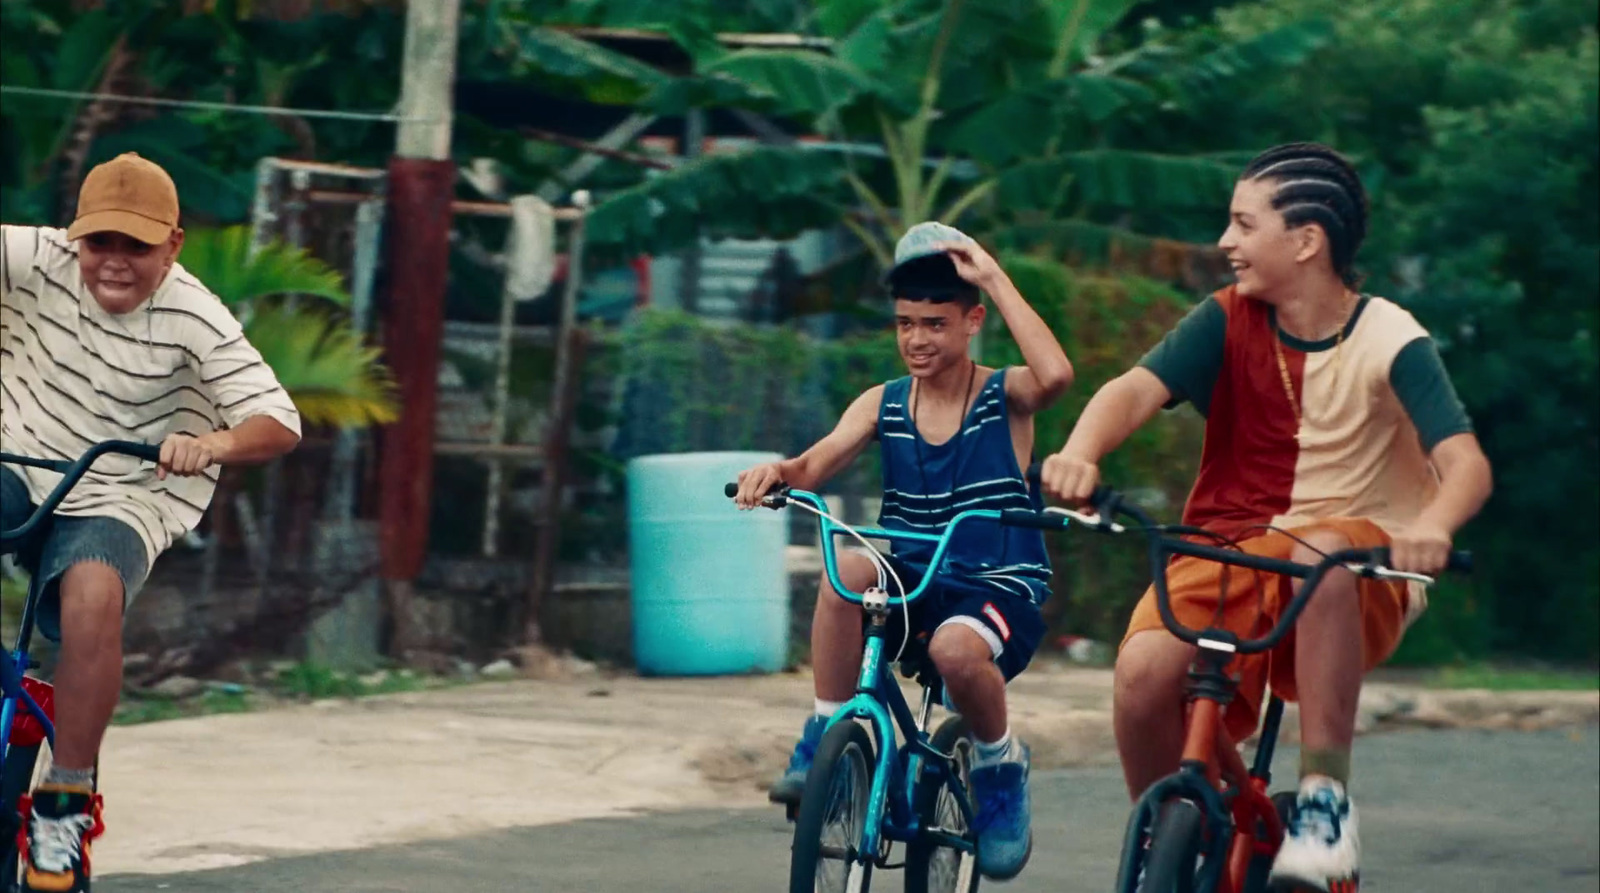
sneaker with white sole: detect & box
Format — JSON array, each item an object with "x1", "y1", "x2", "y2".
[
  {"x1": 1267, "y1": 776, "x2": 1360, "y2": 893},
  {"x1": 22, "y1": 784, "x2": 104, "y2": 893}
]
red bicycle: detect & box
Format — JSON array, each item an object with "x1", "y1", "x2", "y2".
[{"x1": 1012, "y1": 488, "x2": 1470, "y2": 893}]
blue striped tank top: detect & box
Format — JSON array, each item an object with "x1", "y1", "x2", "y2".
[{"x1": 875, "y1": 367, "x2": 1053, "y2": 604}]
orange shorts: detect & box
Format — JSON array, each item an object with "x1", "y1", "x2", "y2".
[{"x1": 1120, "y1": 518, "x2": 1412, "y2": 743}]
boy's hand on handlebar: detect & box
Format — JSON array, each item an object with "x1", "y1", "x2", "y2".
[
  {"x1": 1390, "y1": 519, "x2": 1453, "y2": 575},
  {"x1": 157, "y1": 432, "x2": 219, "y2": 481},
  {"x1": 733, "y1": 462, "x2": 784, "y2": 509},
  {"x1": 1040, "y1": 451, "x2": 1100, "y2": 506}
]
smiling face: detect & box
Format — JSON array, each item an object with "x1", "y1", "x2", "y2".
[
  {"x1": 1216, "y1": 177, "x2": 1329, "y2": 303},
  {"x1": 894, "y1": 297, "x2": 983, "y2": 378},
  {"x1": 77, "y1": 229, "x2": 184, "y2": 314}
]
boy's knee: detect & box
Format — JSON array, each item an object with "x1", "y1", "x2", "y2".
[
  {"x1": 58, "y1": 562, "x2": 125, "y2": 618},
  {"x1": 1290, "y1": 529, "x2": 1360, "y2": 614},
  {"x1": 927, "y1": 623, "x2": 993, "y2": 678},
  {"x1": 1114, "y1": 631, "x2": 1191, "y2": 716}
]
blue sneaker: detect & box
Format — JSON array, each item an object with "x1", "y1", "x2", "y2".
[
  {"x1": 769, "y1": 715, "x2": 829, "y2": 805},
  {"x1": 969, "y1": 741, "x2": 1032, "y2": 880}
]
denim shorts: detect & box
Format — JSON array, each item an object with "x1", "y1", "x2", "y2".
[{"x1": 1, "y1": 467, "x2": 148, "y2": 642}]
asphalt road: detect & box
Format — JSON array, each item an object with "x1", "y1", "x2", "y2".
[{"x1": 103, "y1": 725, "x2": 1599, "y2": 893}]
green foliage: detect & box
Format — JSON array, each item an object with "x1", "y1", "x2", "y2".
[
  {"x1": 586, "y1": 148, "x2": 852, "y2": 263},
  {"x1": 176, "y1": 225, "x2": 398, "y2": 429},
  {"x1": 113, "y1": 689, "x2": 254, "y2": 726},
  {"x1": 179, "y1": 225, "x2": 352, "y2": 310},
  {"x1": 0, "y1": 1, "x2": 405, "y2": 225},
  {"x1": 238, "y1": 304, "x2": 399, "y2": 428},
  {"x1": 1424, "y1": 662, "x2": 1599, "y2": 692},
  {"x1": 272, "y1": 661, "x2": 425, "y2": 700},
  {"x1": 609, "y1": 308, "x2": 832, "y2": 458},
  {"x1": 567, "y1": 0, "x2": 1335, "y2": 266}
]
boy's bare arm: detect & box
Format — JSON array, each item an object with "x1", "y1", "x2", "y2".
[
  {"x1": 937, "y1": 241, "x2": 1074, "y2": 415},
  {"x1": 1390, "y1": 432, "x2": 1493, "y2": 573},
  {"x1": 986, "y1": 274, "x2": 1075, "y2": 415},
  {"x1": 732, "y1": 385, "x2": 883, "y2": 508},
  {"x1": 1040, "y1": 368, "x2": 1172, "y2": 504}
]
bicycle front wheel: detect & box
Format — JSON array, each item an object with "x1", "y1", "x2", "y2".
[
  {"x1": 1138, "y1": 799, "x2": 1205, "y2": 893},
  {"x1": 790, "y1": 719, "x2": 877, "y2": 893}
]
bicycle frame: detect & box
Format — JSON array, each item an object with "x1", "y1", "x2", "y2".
[{"x1": 0, "y1": 571, "x2": 55, "y2": 767}]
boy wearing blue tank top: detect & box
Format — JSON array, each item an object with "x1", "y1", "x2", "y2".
[{"x1": 733, "y1": 222, "x2": 1075, "y2": 880}]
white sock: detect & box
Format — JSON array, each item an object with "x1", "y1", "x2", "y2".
[
  {"x1": 815, "y1": 698, "x2": 845, "y2": 718},
  {"x1": 973, "y1": 728, "x2": 1015, "y2": 766}
]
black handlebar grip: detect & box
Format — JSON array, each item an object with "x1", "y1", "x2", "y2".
[
  {"x1": 724, "y1": 482, "x2": 738, "y2": 498},
  {"x1": 124, "y1": 441, "x2": 163, "y2": 463},
  {"x1": 999, "y1": 509, "x2": 1067, "y2": 530}
]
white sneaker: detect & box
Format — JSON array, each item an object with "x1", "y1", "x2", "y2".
[{"x1": 1267, "y1": 776, "x2": 1360, "y2": 892}]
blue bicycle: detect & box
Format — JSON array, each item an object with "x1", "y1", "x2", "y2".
[
  {"x1": 0, "y1": 440, "x2": 161, "y2": 889},
  {"x1": 725, "y1": 480, "x2": 1094, "y2": 893}
]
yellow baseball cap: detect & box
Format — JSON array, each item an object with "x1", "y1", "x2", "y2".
[{"x1": 66, "y1": 152, "x2": 180, "y2": 245}]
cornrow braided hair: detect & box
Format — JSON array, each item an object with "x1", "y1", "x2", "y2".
[{"x1": 1242, "y1": 142, "x2": 1370, "y2": 287}]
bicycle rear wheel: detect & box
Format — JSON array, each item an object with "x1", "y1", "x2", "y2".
[
  {"x1": 790, "y1": 720, "x2": 877, "y2": 893},
  {"x1": 904, "y1": 716, "x2": 978, "y2": 893}
]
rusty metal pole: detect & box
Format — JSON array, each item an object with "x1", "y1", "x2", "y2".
[
  {"x1": 377, "y1": 0, "x2": 460, "y2": 658},
  {"x1": 522, "y1": 192, "x2": 592, "y2": 644}
]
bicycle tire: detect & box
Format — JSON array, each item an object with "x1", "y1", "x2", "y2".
[
  {"x1": 1241, "y1": 792, "x2": 1298, "y2": 893},
  {"x1": 904, "y1": 716, "x2": 979, "y2": 893},
  {"x1": 0, "y1": 742, "x2": 44, "y2": 893},
  {"x1": 790, "y1": 720, "x2": 878, "y2": 893},
  {"x1": 1140, "y1": 800, "x2": 1205, "y2": 893}
]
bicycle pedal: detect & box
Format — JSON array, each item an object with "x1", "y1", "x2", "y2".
[{"x1": 784, "y1": 802, "x2": 799, "y2": 822}]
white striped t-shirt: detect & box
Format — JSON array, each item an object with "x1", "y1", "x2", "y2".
[{"x1": 0, "y1": 225, "x2": 302, "y2": 566}]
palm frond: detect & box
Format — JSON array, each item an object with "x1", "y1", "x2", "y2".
[
  {"x1": 242, "y1": 304, "x2": 398, "y2": 429},
  {"x1": 179, "y1": 225, "x2": 351, "y2": 309},
  {"x1": 586, "y1": 146, "x2": 855, "y2": 260}
]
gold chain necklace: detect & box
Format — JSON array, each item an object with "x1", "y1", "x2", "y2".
[{"x1": 1273, "y1": 295, "x2": 1357, "y2": 425}]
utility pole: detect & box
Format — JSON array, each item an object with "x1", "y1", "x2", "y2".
[{"x1": 377, "y1": 0, "x2": 461, "y2": 658}]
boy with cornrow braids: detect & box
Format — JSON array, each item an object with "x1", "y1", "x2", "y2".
[{"x1": 1040, "y1": 143, "x2": 1493, "y2": 891}]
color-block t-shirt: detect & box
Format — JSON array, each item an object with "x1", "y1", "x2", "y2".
[{"x1": 1138, "y1": 285, "x2": 1472, "y2": 541}]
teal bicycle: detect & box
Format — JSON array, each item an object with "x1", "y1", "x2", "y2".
[{"x1": 725, "y1": 479, "x2": 1094, "y2": 893}]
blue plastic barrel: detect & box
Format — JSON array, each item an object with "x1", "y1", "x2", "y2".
[{"x1": 627, "y1": 451, "x2": 789, "y2": 675}]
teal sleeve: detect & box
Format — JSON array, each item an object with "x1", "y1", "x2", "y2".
[
  {"x1": 1390, "y1": 336, "x2": 1474, "y2": 452},
  {"x1": 1136, "y1": 296, "x2": 1227, "y2": 416}
]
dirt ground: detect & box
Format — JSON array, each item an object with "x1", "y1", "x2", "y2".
[{"x1": 93, "y1": 662, "x2": 1598, "y2": 876}]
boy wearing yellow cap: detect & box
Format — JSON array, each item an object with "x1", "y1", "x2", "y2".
[{"x1": 1, "y1": 153, "x2": 302, "y2": 892}]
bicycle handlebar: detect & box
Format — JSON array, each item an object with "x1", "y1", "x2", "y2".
[
  {"x1": 1081, "y1": 487, "x2": 1472, "y2": 654},
  {"x1": 723, "y1": 479, "x2": 1077, "y2": 607},
  {"x1": 0, "y1": 440, "x2": 163, "y2": 548}
]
